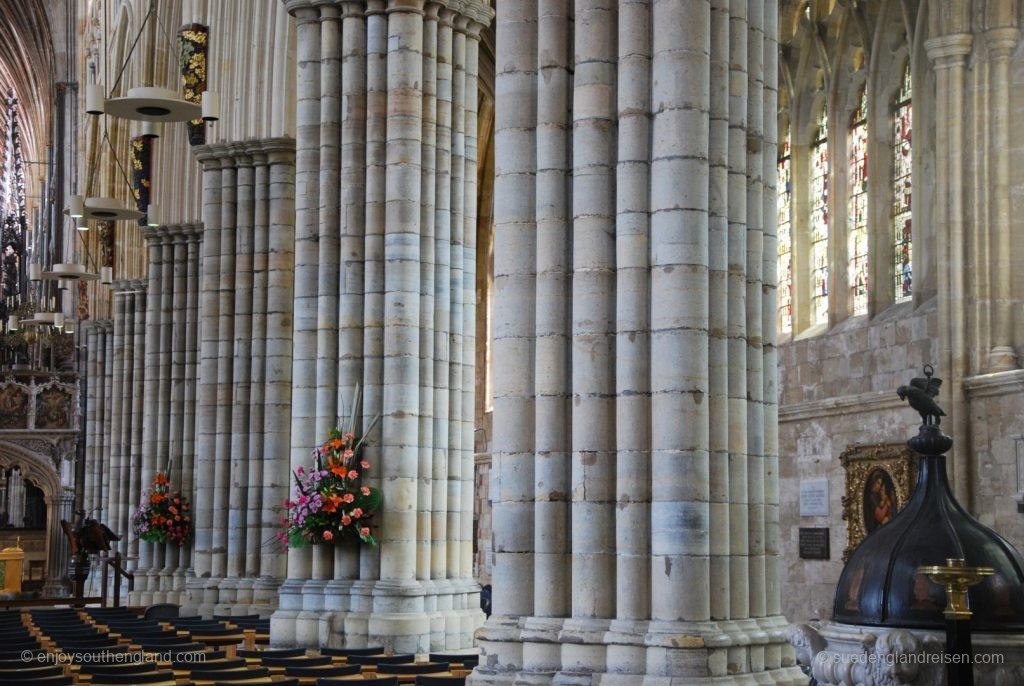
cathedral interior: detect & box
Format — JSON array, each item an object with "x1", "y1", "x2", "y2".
[{"x1": 0, "y1": 0, "x2": 1023, "y2": 684}]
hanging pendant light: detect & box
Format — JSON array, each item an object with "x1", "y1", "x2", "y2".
[
  {"x1": 142, "y1": 120, "x2": 161, "y2": 139},
  {"x1": 63, "y1": 196, "x2": 143, "y2": 222},
  {"x1": 64, "y1": 320, "x2": 73, "y2": 334},
  {"x1": 85, "y1": 84, "x2": 105, "y2": 115},
  {"x1": 6, "y1": 315, "x2": 18, "y2": 331},
  {"x1": 52, "y1": 312, "x2": 65, "y2": 329},
  {"x1": 41, "y1": 263, "x2": 100, "y2": 282},
  {"x1": 76, "y1": 216, "x2": 89, "y2": 231},
  {"x1": 100, "y1": 266, "x2": 113, "y2": 285},
  {"x1": 28, "y1": 264, "x2": 41, "y2": 280},
  {"x1": 147, "y1": 204, "x2": 160, "y2": 227},
  {"x1": 69, "y1": 195, "x2": 85, "y2": 218},
  {"x1": 105, "y1": 86, "x2": 201, "y2": 123},
  {"x1": 201, "y1": 91, "x2": 219, "y2": 121}
]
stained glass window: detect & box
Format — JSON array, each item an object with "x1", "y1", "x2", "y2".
[
  {"x1": 777, "y1": 134, "x2": 793, "y2": 335},
  {"x1": 810, "y1": 106, "x2": 830, "y2": 326},
  {"x1": 848, "y1": 86, "x2": 869, "y2": 316},
  {"x1": 893, "y1": 64, "x2": 912, "y2": 302}
]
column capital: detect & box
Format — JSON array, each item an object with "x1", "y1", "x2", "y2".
[
  {"x1": 924, "y1": 34, "x2": 973, "y2": 67},
  {"x1": 285, "y1": 0, "x2": 321, "y2": 21},
  {"x1": 314, "y1": 1, "x2": 343, "y2": 19},
  {"x1": 192, "y1": 143, "x2": 233, "y2": 168},
  {"x1": 986, "y1": 27, "x2": 1020, "y2": 58},
  {"x1": 139, "y1": 225, "x2": 163, "y2": 244},
  {"x1": 386, "y1": 0, "x2": 427, "y2": 15},
  {"x1": 339, "y1": 1, "x2": 366, "y2": 18}
]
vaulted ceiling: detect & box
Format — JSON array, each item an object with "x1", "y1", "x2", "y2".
[{"x1": 0, "y1": 0, "x2": 54, "y2": 175}]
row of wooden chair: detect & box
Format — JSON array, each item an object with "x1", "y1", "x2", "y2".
[{"x1": 0, "y1": 606, "x2": 476, "y2": 686}]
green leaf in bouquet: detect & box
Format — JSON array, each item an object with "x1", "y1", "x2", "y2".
[{"x1": 353, "y1": 486, "x2": 382, "y2": 515}]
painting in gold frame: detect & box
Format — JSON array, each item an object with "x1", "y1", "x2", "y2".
[{"x1": 840, "y1": 443, "x2": 918, "y2": 562}]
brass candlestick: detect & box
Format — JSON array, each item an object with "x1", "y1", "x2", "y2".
[{"x1": 918, "y1": 558, "x2": 994, "y2": 686}]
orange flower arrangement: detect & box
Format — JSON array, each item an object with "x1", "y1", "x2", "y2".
[
  {"x1": 280, "y1": 388, "x2": 382, "y2": 548},
  {"x1": 131, "y1": 472, "x2": 192, "y2": 546}
]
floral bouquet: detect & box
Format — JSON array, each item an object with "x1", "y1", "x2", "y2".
[
  {"x1": 279, "y1": 389, "x2": 382, "y2": 548},
  {"x1": 131, "y1": 472, "x2": 192, "y2": 546}
]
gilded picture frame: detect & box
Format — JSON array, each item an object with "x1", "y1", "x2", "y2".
[{"x1": 840, "y1": 443, "x2": 918, "y2": 562}]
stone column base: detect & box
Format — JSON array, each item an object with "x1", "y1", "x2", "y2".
[
  {"x1": 269, "y1": 576, "x2": 483, "y2": 652},
  {"x1": 470, "y1": 615, "x2": 805, "y2": 684}
]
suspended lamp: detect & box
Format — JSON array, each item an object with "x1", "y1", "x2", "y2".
[
  {"x1": 41, "y1": 263, "x2": 101, "y2": 282},
  {"x1": 63, "y1": 196, "x2": 143, "y2": 222}
]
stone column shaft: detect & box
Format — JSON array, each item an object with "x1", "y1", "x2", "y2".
[
  {"x1": 212, "y1": 160, "x2": 238, "y2": 582},
  {"x1": 130, "y1": 287, "x2": 147, "y2": 570},
  {"x1": 726, "y1": 0, "x2": 750, "y2": 621},
  {"x1": 431, "y1": 6, "x2": 453, "y2": 586},
  {"x1": 247, "y1": 153, "x2": 270, "y2": 583},
  {"x1": 613, "y1": 0, "x2": 651, "y2": 630},
  {"x1": 986, "y1": 27, "x2": 1019, "y2": 372},
  {"x1": 745, "y1": 0, "x2": 767, "y2": 624},
  {"x1": 227, "y1": 151, "x2": 255, "y2": 599}
]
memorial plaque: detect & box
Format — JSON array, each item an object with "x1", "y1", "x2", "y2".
[
  {"x1": 799, "y1": 527, "x2": 830, "y2": 560},
  {"x1": 799, "y1": 478, "x2": 829, "y2": 517}
]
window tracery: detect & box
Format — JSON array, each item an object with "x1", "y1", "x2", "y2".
[
  {"x1": 810, "y1": 106, "x2": 830, "y2": 326},
  {"x1": 848, "y1": 86, "x2": 869, "y2": 316},
  {"x1": 893, "y1": 63, "x2": 913, "y2": 302}
]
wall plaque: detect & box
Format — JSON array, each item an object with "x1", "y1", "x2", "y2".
[
  {"x1": 799, "y1": 478, "x2": 829, "y2": 517},
  {"x1": 799, "y1": 527, "x2": 830, "y2": 560}
]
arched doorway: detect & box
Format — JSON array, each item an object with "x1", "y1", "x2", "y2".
[{"x1": 0, "y1": 439, "x2": 71, "y2": 596}]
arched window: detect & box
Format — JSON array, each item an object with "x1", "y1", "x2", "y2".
[
  {"x1": 777, "y1": 133, "x2": 793, "y2": 334},
  {"x1": 848, "y1": 86, "x2": 869, "y2": 316},
  {"x1": 810, "y1": 106, "x2": 830, "y2": 326},
  {"x1": 893, "y1": 63, "x2": 912, "y2": 302}
]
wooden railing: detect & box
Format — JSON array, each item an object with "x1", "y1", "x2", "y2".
[{"x1": 99, "y1": 551, "x2": 134, "y2": 607}]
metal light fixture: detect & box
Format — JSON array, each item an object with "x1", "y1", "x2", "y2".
[
  {"x1": 105, "y1": 86, "x2": 201, "y2": 122},
  {"x1": 85, "y1": 84, "x2": 105, "y2": 115},
  {"x1": 142, "y1": 120, "x2": 162, "y2": 139},
  {"x1": 69, "y1": 195, "x2": 85, "y2": 218},
  {"x1": 63, "y1": 196, "x2": 143, "y2": 222},
  {"x1": 6, "y1": 315, "x2": 17, "y2": 331},
  {"x1": 100, "y1": 266, "x2": 113, "y2": 285},
  {"x1": 76, "y1": 216, "x2": 88, "y2": 231},
  {"x1": 28, "y1": 264, "x2": 41, "y2": 280},
  {"x1": 147, "y1": 204, "x2": 160, "y2": 227},
  {"x1": 201, "y1": 91, "x2": 220, "y2": 121},
  {"x1": 64, "y1": 320, "x2": 73, "y2": 334},
  {"x1": 41, "y1": 263, "x2": 101, "y2": 282}
]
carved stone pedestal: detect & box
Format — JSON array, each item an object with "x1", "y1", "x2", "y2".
[{"x1": 789, "y1": 622, "x2": 1024, "y2": 685}]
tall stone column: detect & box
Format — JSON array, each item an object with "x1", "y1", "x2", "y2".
[
  {"x1": 184, "y1": 140, "x2": 295, "y2": 618},
  {"x1": 985, "y1": 23, "x2": 1019, "y2": 372},
  {"x1": 272, "y1": 0, "x2": 491, "y2": 651},
  {"x1": 129, "y1": 283, "x2": 147, "y2": 571},
  {"x1": 925, "y1": 32, "x2": 973, "y2": 505},
  {"x1": 134, "y1": 226, "x2": 165, "y2": 603},
  {"x1": 107, "y1": 289, "x2": 127, "y2": 547},
  {"x1": 472, "y1": 1, "x2": 803, "y2": 682},
  {"x1": 42, "y1": 491, "x2": 74, "y2": 597},
  {"x1": 188, "y1": 151, "x2": 225, "y2": 614},
  {"x1": 272, "y1": 0, "x2": 320, "y2": 646},
  {"x1": 223, "y1": 146, "x2": 255, "y2": 612},
  {"x1": 162, "y1": 228, "x2": 190, "y2": 603}
]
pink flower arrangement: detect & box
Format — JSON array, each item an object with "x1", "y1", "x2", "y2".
[{"x1": 278, "y1": 392, "x2": 382, "y2": 548}]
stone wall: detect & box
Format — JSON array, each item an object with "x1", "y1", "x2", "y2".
[{"x1": 778, "y1": 299, "x2": 1024, "y2": 623}]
